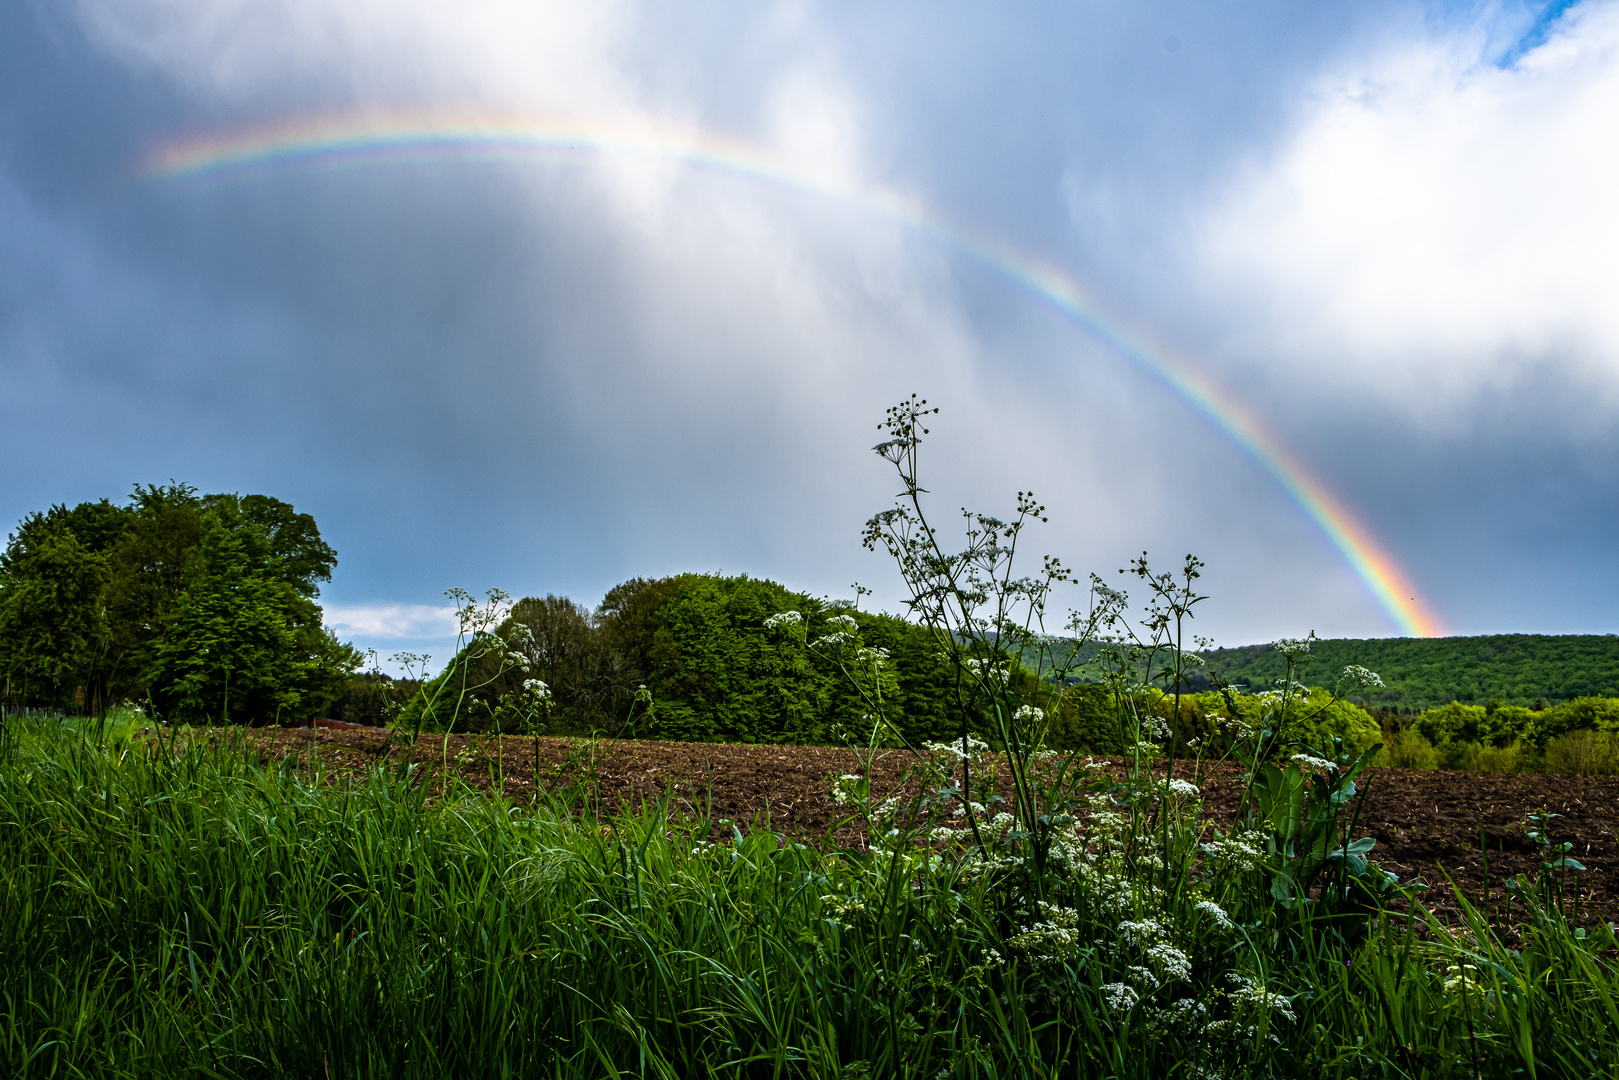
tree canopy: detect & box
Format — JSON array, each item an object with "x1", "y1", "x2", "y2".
[
  {"x1": 1195, "y1": 634, "x2": 1619, "y2": 710},
  {"x1": 0, "y1": 485, "x2": 358, "y2": 722}
]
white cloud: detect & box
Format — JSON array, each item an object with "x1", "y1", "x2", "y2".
[
  {"x1": 71, "y1": 0, "x2": 639, "y2": 112},
  {"x1": 321, "y1": 603, "x2": 458, "y2": 639},
  {"x1": 1198, "y1": 1, "x2": 1619, "y2": 409}
]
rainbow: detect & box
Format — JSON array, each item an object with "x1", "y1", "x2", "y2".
[{"x1": 145, "y1": 110, "x2": 1445, "y2": 637}]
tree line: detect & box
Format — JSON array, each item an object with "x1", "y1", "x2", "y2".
[
  {"x1": 0, "y1": 485, "x2": 359, "y2": 723},
  {"x1": 1194, "y1": 633, "x2": 1619, "y2": 710},
  {"x1": 387, "y1": 573, "x2": 969, "y2": 747}
]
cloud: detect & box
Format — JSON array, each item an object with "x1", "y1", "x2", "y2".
[
  {"x1": 321, "y1": 603, "x2": 458, "y2": 640},
  {"x1": 1196, "y1": 0, "x2": 1619, "y2": 414},
  {"x1": 9, "y1": 0, "x2": 1611, "y2": 645}
]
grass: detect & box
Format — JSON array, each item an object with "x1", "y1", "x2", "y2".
[{"x1": 4, "y1": 712, "x2": 1619, "y2": 1078}]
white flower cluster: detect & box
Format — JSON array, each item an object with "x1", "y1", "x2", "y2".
[
  {"x1": 1166, "y1": 779, "x2": 1201, "y2": 799},
  {"x1": 522, "y1": 679, "x2": 551, "y2": 698},
  {"x1": 1116, "y1": 919, "x2": 1163, "y2": 946},
  {"x1": 1013, "y1": 704, "x2": 1045, "y2": 723},
  {"x1": 963, "y1": 658, "x2": 1010, "y2": 686},
  {"x1": 1201, "y1": 835, "x2": 1264, "y2": 874},
  {"x1": 826, "y1": 613, "x2": 859, "y2": 631},
  {"x1": 1228, "y1": 981, "x2": 1297, "y2": 1025},
  {"x1": 1340, "y1": 664, "x2": 1384, "y2": 688},
  {"x1": 1272, "y1": 638, "x2": 1312, "y2": 658},
  {"x1": 1006, "y1": 904, "x2": 1087, "y2": 963},
  {"x1": 1193, "y1": 900, "x2": 1233, "y2": 929},
  {"x1": 924, "y1": 735, "x2": 990, "y2": 761},
  {"x1": 763, "y1": 611, "x2": 803, "y2": 630},
  {"x1": 1290, "y1": 753, "x2": 1337, "y2": 772},
  {"x1": 1099, "y1": 982, "x2": 1138, "y2": 1013},
  {"x1": 1145, "y1": 941, "x2": 1192, "y2": 983},
  {"x1": 830, "y1": 774, "x2": 863, "y2": 806}
]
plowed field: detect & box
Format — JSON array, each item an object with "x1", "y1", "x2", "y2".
[{"x1": 232, "y1": 725, "x2": 1619, "y2": 924}]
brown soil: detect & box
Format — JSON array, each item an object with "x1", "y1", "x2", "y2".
[{"x1": 219, "y1": 726, "x2": 1619, "y2": 924}]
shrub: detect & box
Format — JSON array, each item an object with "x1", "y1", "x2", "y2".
[
  {"x1": 1373, "y1": 726, "x2": 1440, "y2": 769},
  {"x1": 1455, "y1": 740, "x2": 1533, "y2": 773},
  {"x1": 1544, "y1": 729, "x2": 1619, "y2": 775}
]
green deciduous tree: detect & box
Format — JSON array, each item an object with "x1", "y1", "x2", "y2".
[
  {"x1": 0, "y1": 519, "x2": 113, "y2": 710},
  {"x1": 0, "y1": 484, "x2": 358, "y2": 722}
]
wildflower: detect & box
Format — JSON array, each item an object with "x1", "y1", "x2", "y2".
[
  {"x1": 1230, "y1": 983, "x2": 1296, "y2": 1024},
  {"x1": 1290, "y1": 753, "x2": 1337, "y2": 772},
  {"x1": 1126, "y1": 965, "x2": 1160, "y2": 990},
  {"x1": 1341, "y1": 664, "x2": 1384, "y2": 688},
  {"x1": 523, "y1": 679, "x2": 551, "y2": 698},
  {"x1": 1014, "y1": 704, "x2": 1044, "y2": 723},
  {"x1": 1100, "y1": 982, "x2": 1138, "y2": 1012},
  {"x1": 1145, "y1": 942, "x2": 1192, "y2": 983},
  {"x1": 1194, "y1": 900, "x2": 1233, "y2": 929},
  {"x1": 1117, "y1": 919, "x2": 1163, "y2": 945},
  {"x1": 763, "y1": 611, "x2": 803, "y2": 630},
  {"x1": 830, "y1": 774, "x2": 864, "y2": 806},
  {"x1": 1201, "y1": 835, "x2": 1263, "y2": 873},
  {"x1": 1166, "y1": 779, "x2": 1200, "y2": 799},
  {"x1": 827, "y1": 613, "x2": 859, "y2": 631},
  {"x1": 1272, "y1": 637, "x2": 1312, "y2": 658},
  {"x1": 925, "y1": 735, "x2": 989, "y2": 760},
  {"x1": 873, "y1": 436, "x2": 913, "y2": 462}
]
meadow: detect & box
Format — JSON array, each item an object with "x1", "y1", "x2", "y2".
[{"x1": 4, "y1": 704, "x2": 1619, "y2": 1079}]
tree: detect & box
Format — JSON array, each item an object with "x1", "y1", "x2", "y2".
[
  {"x1": 0, "y1": 520, "x2": 112, "y2": 709},
  {"x1": 0, "y1": 483, "x2": 359, "y2": 721}
]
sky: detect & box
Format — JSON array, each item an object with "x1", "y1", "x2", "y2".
[{"x1": 3, "y1": 0, "x2": 1617, "y2": 672}]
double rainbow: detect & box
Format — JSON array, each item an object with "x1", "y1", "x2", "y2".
[{"x1": 145, "y1": 110, "x2": 1444, "y2": 637}]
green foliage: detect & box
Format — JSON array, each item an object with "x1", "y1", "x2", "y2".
[
  {"x1": 1544, "y1": 729, "x2": 1619, "y2": 774},
  {"x1": 329, "y1": 673, "x2": 421, "y2": 727},
  {"x1": 1047, "y1": 683, "x2": 1123, "y2": 752},
  {"x1": 1413, "y1": 695, "x2": 1619, "y2": 754},
  {"x1": 0, "y1": 519, "x2": 113, "y2": 709},
  {"x1": 640, "y1": 574, "x2": 826, "y2": 742},
  {"x1": 403, "y1": 573, "x2": 965, "y2": 745},
  {"x1": 1372, "y1": 726, "x2": 1441, "y2": 769},
  {"x1": 0, "y1": 484, "x2": 358, "y2": 722},
  {"x1": 1200, "y1": 632, "x2": 1619, "y2": 709},
  {"x1": 1200, "y1": 687, "x2": 1382, "y2": 758}
]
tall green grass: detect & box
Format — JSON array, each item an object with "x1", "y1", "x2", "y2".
[{"x1": 3, "y1": 715, "x2": 1618, "y2": 1078}]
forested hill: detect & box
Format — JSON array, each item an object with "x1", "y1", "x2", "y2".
[{"x1": 1197, "y1": 634, "x2": 1619, "y2": 711}]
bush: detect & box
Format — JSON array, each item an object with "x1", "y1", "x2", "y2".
[
  {"x1": 1047, "y1": 683, "x2": 1125, "y2": 753},
  {"x1": 1455, "y1": 740, "x2": 1533, "y2": 773},
  {"x1": 1373, "y1": 726, "x2": 1440, "y2": 769},
  {"x1": 1190, "y1": 688, "x2": 1381, "y2": 759},
  {"x1": 1544, "y1": 729, "x2": 1619, "y2": 775}
]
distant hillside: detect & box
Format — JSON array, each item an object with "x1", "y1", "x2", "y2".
[{"x1": 1196, "y1": 634, "x2": 1619, "y2": 711}]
